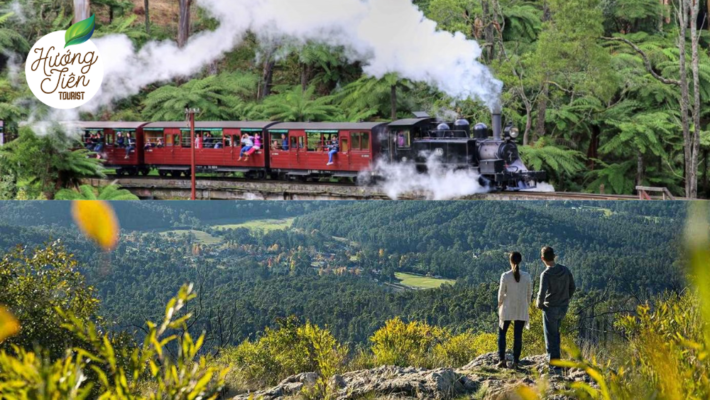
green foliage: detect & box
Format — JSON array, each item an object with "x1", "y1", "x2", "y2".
[
  {"x1": 520, "y1": 204, "x2": 710, "y2": 399},
  {"x1": 142, "y1": 72, "x2": 259, "y2": 121},
  {"x1": 260, "y1": 85, "x2": 340, "y2": 122},
  {"x1": 0, "y1": 126, "x2": 104, "y2": 198},
  {"x1": 0, "y1": 242, "x2": 99, "y2": 358},
  {"x1": 55, "y1": 184, "x2": 139, "y2": 200},
  {"x1": 519, "y1": 138, "x2": 587, "y2": 180},
  {"x1": 370, "y1": 318, "x2": 496, "y2": 369},
  {"x1": 0, "y1": 12, "x2": 29, "y2": 56},
  {"x1": 0, "y1": 284, "x2": 228, "y2": 399},
  {"x1": 219, "y1": 316, "x2": 346, "y2": 390}
]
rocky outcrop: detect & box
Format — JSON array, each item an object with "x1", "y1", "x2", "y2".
[{"x1": 232, "y1": 352, "x2": 596, "y2": 400}]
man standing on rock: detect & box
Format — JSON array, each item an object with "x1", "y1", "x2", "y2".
[{"x1": 536, "y1": 246, "x2": 576, "y2": 374}]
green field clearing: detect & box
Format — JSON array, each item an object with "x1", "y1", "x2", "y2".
[
  {"x1": 212, "y1": 218, "x2": 294, "y2": 232},
  {"x1": 159, "y1": 230, "x2": 222, "y2": 245},
  {"x1": 394, "y1": 272, "x2": 455, "y2": 289}
]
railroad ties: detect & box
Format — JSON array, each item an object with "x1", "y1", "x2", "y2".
[{"x1": 83, "y1": 177, "x2": 648, "y2": 201}]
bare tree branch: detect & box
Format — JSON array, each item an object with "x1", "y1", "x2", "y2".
[{"x1": 601, "y1": 36, "x2": 681, "y2": 86}]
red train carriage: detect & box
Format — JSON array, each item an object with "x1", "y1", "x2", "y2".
[
  {"x1": 69, "y1": 122, "x2": 149, "y2": 176},
  {"x1": 266, "y1": 122, "x2": 387, "y2": 180},
  {"x1": 142, "y1": 121, "x2": 279, "y2": 178}
]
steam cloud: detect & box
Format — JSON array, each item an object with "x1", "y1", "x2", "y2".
[
  {"x1": 363, "y1": 153, "x2": 488, "y2": 200},
  {"x1": 84, "y1": 0, "x2": 502, "y2": 112}
]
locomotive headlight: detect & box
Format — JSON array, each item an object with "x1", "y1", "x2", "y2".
[{"x1": 509, "y1": 128, "x2": 520, "y2": 139}]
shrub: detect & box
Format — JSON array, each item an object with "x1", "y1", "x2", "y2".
[
  {"x1": 0, "y1": 284, "x2": 228, "y2": 399},
  {"x1": 0, "y1": 242, "x2": 99, "y2": 358},
  {"x1": 432, "y1": 332, "x2": 497, "y2": 367},
  {"x1": 370, "y1": 317, "x2": 448, "y2": 368},
  {"x1": 221, "y1": 316, "x2": 347, "y2": 390}
]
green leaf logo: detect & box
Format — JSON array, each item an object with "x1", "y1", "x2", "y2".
[{"x1": 65, "y1": 14, "x2": 95, "y2": 48}]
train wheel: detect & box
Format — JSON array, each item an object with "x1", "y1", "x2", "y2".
[
  {"x1": 141, "y1": 168, "x2": 150, "y2": 176},
  {"x1": 128, "y1": 168, "x2": 138, "y2": 177},
  {"x1": 169, "y1": 171, "x2": 181, "y2": 178},
  {"x1": 158, "y1": 170, "x2": 167, "y2": 177},
  {"x1": 183, "y1": 169, "x2": 191, "y2": 178}
]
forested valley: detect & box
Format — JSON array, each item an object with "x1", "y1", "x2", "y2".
[
  {"x1": 1, "y1": 0, "x2": 710, "y2": 200},
  {"x1": 0, "y1": 200, "x2": 707, "y2": 398},
  {"x1": 0, "y1": 201, "x2": 689, "y2": 347}
]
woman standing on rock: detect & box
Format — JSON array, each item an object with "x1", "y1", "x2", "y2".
[{"x1": 497, "y1": 251, "x2": 533, "y2": 369}]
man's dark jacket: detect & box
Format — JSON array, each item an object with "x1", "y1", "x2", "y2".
[{"x1": 536, "y1": 264, "x2": 576, "y2": 309}]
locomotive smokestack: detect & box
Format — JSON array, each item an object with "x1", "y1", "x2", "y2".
[{"x1": 492, "y1": 113, "x2": 502, "y2": 141}]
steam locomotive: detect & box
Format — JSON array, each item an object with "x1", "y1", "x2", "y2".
[
  {"x1": 60, "y1": 112, "x2": 545, "y2": 191},
  {"x1": 378, "y1": 112, "x2": 545, "y2": 190}
]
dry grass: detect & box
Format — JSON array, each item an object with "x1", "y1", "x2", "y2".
[{"x1": 131, "y1": 0, "x2": 181, "y2": 28}]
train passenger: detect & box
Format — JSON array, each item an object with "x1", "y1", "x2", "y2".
[
  {"x1": 84, "y1": 132, "x2": 93, "y2": 148},
  {"x1": 326, "y1": 137, "x2": 339, "y2": 166},
  {"x1": 116, "y1": 132, "x2": 125, "y2": 148},
  {"x1": 397, "y1": 132, "x2": 406, "y2": 147},
  {"x1": 93, "y1": 133, "x2": 104, "y2": 153},
  {"x1": 245, "y1": 133, "x2": 261, "y2": 158},
  {"x1": 124, "y1": 133, "x2": 135, "y2": 158},
  {"x1": 281, "y1": 134, "x2": 289, "y2": 150},
  {"x1": 195, "y1": 134, "x2": 203, "y2": 149},
  {"x1": 214, "y1": 140, "x2": 222, "y2": 149},
  {"x1": 238, "y1": 133, "x2": 254, "y2": 161},
  {"x1": 156, "y1": 137, "x2": 164, "y2": 148},
  {"x1": 204, "y1": 133, "x2": 212, "y2": 147},
  {"x1": 271, "y1": 140, "x2": 279, "y2": 150}
]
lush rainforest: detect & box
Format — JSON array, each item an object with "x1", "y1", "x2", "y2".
[{"x1": 1, "y1": 0, "x2": 709, "y2": 199}]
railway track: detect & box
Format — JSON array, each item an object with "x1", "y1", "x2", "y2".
[{"x1": 85, "y1": 176, "x2": 666, "y2": 201}]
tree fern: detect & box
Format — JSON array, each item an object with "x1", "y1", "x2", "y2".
[
  {"x1": 55, "y1": 184, "x2": 138, "y2": 200},
  {"x1": 519, "y1": 138, "x2": 587, "y2": 180}
]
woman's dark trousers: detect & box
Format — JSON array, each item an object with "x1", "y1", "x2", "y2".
[{"x1": 498, "y1": 320, "x2": 525, "y2": 362}]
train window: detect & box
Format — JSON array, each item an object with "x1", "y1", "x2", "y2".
[
  {"x1": 166, "y1": 133, "x2": 180, "y2": 147},
  {"x1": 351, "y1": 132, "x2": 370, "y2": 151},
  {"x1": 298, "y1": 136, "x2": 304, "y2": 149},
  {"x1": 105, "y1": 132, "x2": 115, "y2": 146},
  {"x1": 275, "y1": 132, "x2": 289, "y2": 150},
  {"x1": 307, "y1": 132, "x2": 321, "y2": 151},
  {"x1": 290, "y1": 136, "x2": 298, "y2": 150},
  {"x1": 395, "y1": 131, "x2": 410, "y2": 148},
  {"x1": 351, "y1": 133, "x2": 360, "y2": 150},
  {"x1": 181, "y1": 135, "x2": 193, "y2": 148},
  {"x1": 341, "y1": 138, "x2": 349, "y2": 152},
  {"x1": 145, "y1": 132, "x2": 162, "y2": 147},
  {"x1": 361, "y1": 132, "x2": 370, "y2": 150}
]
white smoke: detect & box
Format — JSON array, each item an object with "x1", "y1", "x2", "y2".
[
  {"x1": 522, "y1": 182, "x2": 556, "y2": 192},
  {"x1": 78, "y1": 0, "x2": 502, "y2": 113},
  {"x1": 362, "y1": 153, "x2": 488, "y2": 200}
]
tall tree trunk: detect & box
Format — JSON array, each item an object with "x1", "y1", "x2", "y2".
[
  {"x1": 73, "y1": 0, "x2": 90, "y2": 23},
  {"x1": 587, "y1": 125, "x2": 600, "y2": 169},
  {"x1": 522, "y1": 99, "x2": 532, "y2": 146},
  {"x1": 144, "y1": 0, "x2": 151, "y2": 34},
  {"x1": 259, "y1": 56, "x2": 275, "y2": 100},
  {"x1": 482, "y1": 0, "x2": 495, "y2": 62},
  {"x1": 678, "y1": 0, "x2": 692, "y2": 198},
  {"x1": 690, "y1": 0, "x2": 701, "y2": 198},
  {"x1": 109, "y1": 6, "x2": 113, "y2": 23},
  {"x1": 178, "y1": 0, "x2": 192, "y2": 48},
  {"x1": 637, "y1": 151, "x2": 645, "y2": 186},
  {"x1": 704, "y1": 149, "x2": 709, "y2": 198},
  {"x1": 301, "y1": 63, "x2": 311, "y2": 92},
  {"x1": 534, "y1": 1, "x2": 551, "y2": 141},
  {"x1": 535, "y1": 83, "x2": 549, "y2": 139},
  {"x1": 390, "y1": 85, "x2": 397, "y2": 120}
]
